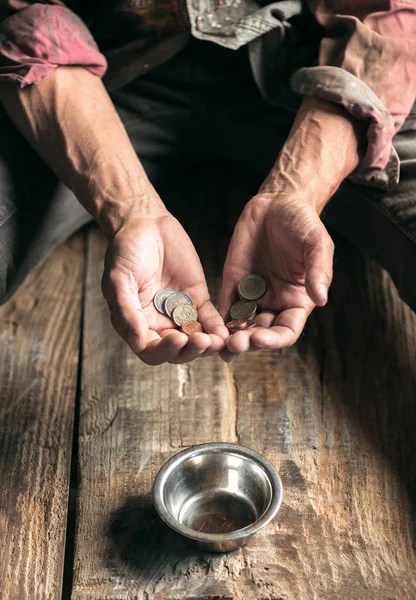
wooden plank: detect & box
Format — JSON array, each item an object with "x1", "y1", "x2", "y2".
[
  {"x1": 73, "y1": 166, "x2": 416, "y2": 599},
  {"x1": 0, "y1": 234, "x2": 84, "y2": 600}
]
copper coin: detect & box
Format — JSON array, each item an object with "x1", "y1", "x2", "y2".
[
  {"x1": 226, "y1": 319, "x2": 256, "y2": 332},
  {"x1": 181, "y1": 320, "x2": 203, "y2": 335}
]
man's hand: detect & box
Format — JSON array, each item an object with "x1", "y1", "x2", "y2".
[
  {"x1": 219, "y1": 96, "x2": 366, "y2": 359},
  {"x1": 219, "y1": 193, "x2": 333, "y2": 354},
  {"x1": 102, "y1": 209, "x2": 229, "y2": 365}
]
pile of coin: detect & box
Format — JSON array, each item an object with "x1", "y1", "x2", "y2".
[
  {"x1": 226, "y1": 274, "x2": 267, "y2": 333},
  {"x1": 153, "y1": 289, "x2": 202, "y2": 335},
  {"x1": 153, "y1": 274, "x2": 267, "y2": 337}
]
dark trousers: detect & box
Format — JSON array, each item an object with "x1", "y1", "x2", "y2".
[{"x1": 1, "y1": 38, "x2": 415, "y2": 309}]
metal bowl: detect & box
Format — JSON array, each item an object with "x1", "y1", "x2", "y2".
[{"x1": 152, "y1": 442, "x2": 283, "y2": 552}]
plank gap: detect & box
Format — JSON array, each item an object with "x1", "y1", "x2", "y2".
[{"x1": 62, "y1": 228, "x2": 89, "y2": 600}]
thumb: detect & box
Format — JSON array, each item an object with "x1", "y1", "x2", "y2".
[
  {"x1": 218, "y1": 234, "x2": 243, "y2": 319},
  {"x1": 218, "y1": 273, "x2": 237, "y2": 320},
  {"x1": 102, "y1": 268, "x2": 150, "y2": 353},
  {"x1": 303, "y1": 223, "x2": 334, "y2": 306}
]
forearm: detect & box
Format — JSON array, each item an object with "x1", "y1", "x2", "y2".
[
  {"x1": 0, "y1": 67, "x2": 165, "y2": 237},
  {"x1": 260, "y1": 96, "x2": 367, "y2": 212}
]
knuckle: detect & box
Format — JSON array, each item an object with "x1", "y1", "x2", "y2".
[
  {"x1": 242, "y1": 195, "x2": 271, "y2": 219},
  {"x1": 107, "y1": 268, "x2": 124, "y2": 288},
  {"x1": 285, "y1": 327, "x2": 300, "y2": 346},
  {"x1": 303, "y1": 223, "x2": 323, "y2": 249},
  {"x1": 306, "y1": 229, "x2": 335, "y2": 261}
]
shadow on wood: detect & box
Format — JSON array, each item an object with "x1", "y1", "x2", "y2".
[
  {"x1": 105, "y1": 494, "x2": 196, "y2": 569},
  {"x1": 311, "y1": 233, "x2": 416, "y2": 543},
  {"x1": 105, "y1": 495, "x2": 247, "y2": 599}
]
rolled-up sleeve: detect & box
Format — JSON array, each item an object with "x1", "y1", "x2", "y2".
[
  {"x1": 0, "y1": 1, "x2": 107, "y2": 87},
  {"x1": 290, "y1": 1, "x2": 416, "y2": 190}
]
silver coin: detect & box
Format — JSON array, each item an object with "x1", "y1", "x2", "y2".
[
  {"x1": 165, "y1": 292, "x2": 194, "y2": 317},
  {"x1": 238, "y1": 274, "x2": 267, "y2": 301},
  {"x1": 230, "y1": 299, "x2": 257, "y2": 320},
  {"x1": 153, "y1": 288, "x2": 175, "y2": 314},
  {"x1": 172, "y1": 304, "x2": 198, "y2": 326}
]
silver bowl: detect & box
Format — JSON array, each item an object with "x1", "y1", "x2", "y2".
[{"x1": 152, "y1": 442, "x2": 283, "y2": 552}]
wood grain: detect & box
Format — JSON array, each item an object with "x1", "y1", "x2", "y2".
[
  {"x1": 0, "y1": 234, "x2": 84, "y2": 600},
  {"x1": 73, "y1": 167, "x2": 416, "y2": 599}
]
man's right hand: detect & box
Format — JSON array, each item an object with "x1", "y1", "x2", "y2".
[{"x1": 101, "y1": 208, "x2": 229, "y2": 365}]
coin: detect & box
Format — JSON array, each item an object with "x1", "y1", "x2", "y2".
[
  {"x1": 238, "y1": 274, "x2": 267, "y2": 301},
  {"x1": 172, "y1": 304, "x2": 198, "y2": 326},
  {"x1": 226, "y1": 319, "x2": 256, "y2": 332},
  {"x1": 165, "y1": 292, "x2": 194, "y2": 317},
  {"x1": 153, "y1": 288, "x2": 175, "y2": 314},
  {"x1": 230, "y1": 299, "x2": 257, "y2": 320},
  {"x1": 181, "y1": 320, "x2": 203, "y2": 335}
]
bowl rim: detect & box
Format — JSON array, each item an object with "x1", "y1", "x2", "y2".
[{"x1": 152, "y1": 442, "x2": 283, "y2": 543}]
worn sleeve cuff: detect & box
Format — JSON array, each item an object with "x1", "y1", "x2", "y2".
[
  {"x1": 290, "y1": 66, "x2": 399, "y2": 191},
  {"x1": 0, "y1": 3, "x2": 107, "y2": 87}
]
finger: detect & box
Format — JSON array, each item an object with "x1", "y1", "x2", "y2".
[
  {"x1": 162, "y1": 328, "x2": 225, "y2": 360},
  {"x1": 112, "y1": 315, "x2": 159, "y2": 354},
  {"x1": 219, "y1": 348, "x2": 238, "y2": 362},
  {"x1": 226, "y1": 307, "x2": 310, "y2": 352},
  {"x1": 199, "y1": 333, "x2": 227, "y2": 357},
  {"x1": 223, "y1": 310, "x2": 276, "y2": 353},
  {"x1": 137, "y1": 331, "x2": 189, "y2": 366},
  {"x1": 159, "y1": 328, "x2": 184, "y2": 339},
  {"x1": 251, "y1": 307, "x2": 310, "y2": 349},
  {"x1": 303, "y1": 225, "x2": 334, "y2": 306},
  {"x1": 254, "y1": 311, "x2": 276, "y2": 328},
  {"x1": 168, "y1": 332, "x2": 212, "y2": 364},
  {"x1": 198, "y1": 300, "x2": 229, "y2": 341},
  {"x1": 103, "y1": 269, "x2": 149, "y2": 352},
  {"x1": 226, "y1": 329, "x2": 252, "y2": 353}
]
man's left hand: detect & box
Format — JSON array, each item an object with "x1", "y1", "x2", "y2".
[{"x1": 219, "y1": 193, "x2": 334, "y2": 357}]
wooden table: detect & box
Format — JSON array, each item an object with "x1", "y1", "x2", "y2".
[{"x1": 1, "y1": 165, "x2": 415, "y2": 599}]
